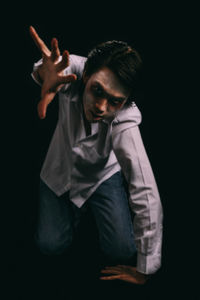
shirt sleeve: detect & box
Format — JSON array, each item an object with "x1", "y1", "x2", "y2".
[
  {"x1": 112, "y1": 125, "x2": 163, "y2": 274},
  {"x1": 31, "y1": 58, "x2": 43, "y2": 85},
  {"x1": 30, "y1": 54, "x2": 87, "y2": 89},
  {"x1": 30, "y1": 56, "x2": 66, "y2": 87}
]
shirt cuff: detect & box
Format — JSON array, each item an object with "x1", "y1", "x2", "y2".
[
  {"x1": 136, "y1": 251, "x2": 162, "y2": 275},
  {"x1": 31, "y1": 58, "x2": 43, "y2": 86},
  {"x1": 31, "y1": 71, "x2": 42, "y2": 86}
]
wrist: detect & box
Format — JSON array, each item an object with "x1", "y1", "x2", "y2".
[{"x1": 136, "y1": 269, "x2": 152, "y2": 282}]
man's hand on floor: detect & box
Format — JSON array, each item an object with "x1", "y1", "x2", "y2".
[{"x1": 100, "y1": 265, "x2": 150, "y2": 285}]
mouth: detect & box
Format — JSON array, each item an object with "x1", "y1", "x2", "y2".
[{"x1": 90, "y1": 111, "x2": 103, "y2": 121}]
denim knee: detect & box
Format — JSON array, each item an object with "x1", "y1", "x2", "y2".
[
  {"x1": 35, "y1": 233, "x2": 73, "y2": 255},
  {"x1": 101, "y1": 238, "x2": 137, "y2": 263}
]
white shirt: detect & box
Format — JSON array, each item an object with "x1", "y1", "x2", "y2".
[{"x1": 32, "y1": 54, "x2": 163, "y2": 275}]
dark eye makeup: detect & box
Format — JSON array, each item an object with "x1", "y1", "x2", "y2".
[
  {"x1": 92, "y1": 85, "x2": 104, "y2": 97},
  {"x1": 91, "y1": 83, "x2": 126, "y2": 106}
]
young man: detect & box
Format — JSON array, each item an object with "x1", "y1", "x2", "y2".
[{"x1": 30, "y1": 26, "x2": 163, "y2": 285}]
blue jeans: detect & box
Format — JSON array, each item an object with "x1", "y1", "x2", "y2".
[{"x1": 35, "y1": 172, "x2": 137, "y2": 264}]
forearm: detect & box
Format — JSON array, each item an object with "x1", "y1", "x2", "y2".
[
  {"x1": 112, "y1": 126, "x2": 163, "y2": 274},
  {"x1": 125, "y1": 160, "x2": 163, "y2": 274}
]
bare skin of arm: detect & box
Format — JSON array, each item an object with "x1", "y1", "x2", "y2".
[{"x1": 29, "y1": 26, "x2": 77, "y2": 119}]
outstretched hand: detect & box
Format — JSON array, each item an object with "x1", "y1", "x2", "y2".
[
  {"x1": 29, "y1": 26, "x2": 77, "y2": 119},
  {"x1": 100, "y1": 265, "x2": 150, "y2": 285}
]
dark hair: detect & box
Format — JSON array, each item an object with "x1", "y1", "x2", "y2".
[{"x1": 83, "y1": 40, "x2": 143, "y2": 107}]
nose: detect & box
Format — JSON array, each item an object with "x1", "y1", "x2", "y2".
[{"x1": 95, "y1": 98, "x2": 108, "y2": 114}]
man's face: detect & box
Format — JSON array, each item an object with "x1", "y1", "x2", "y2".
[{"x1": 82, "y1": 67, "x2": 129, "y2": 123}]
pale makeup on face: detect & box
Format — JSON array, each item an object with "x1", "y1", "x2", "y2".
[{"x1": 82, "y1": 67, "x2": 130, "y2": 123}]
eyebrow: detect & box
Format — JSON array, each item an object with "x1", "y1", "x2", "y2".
[{"x1": 93, "y1": 81, "x2": 127, "y2": 102}]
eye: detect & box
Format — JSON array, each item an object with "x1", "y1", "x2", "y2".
[
  {"x1": 109, "y1": 98, "x2": 121, "y2": 106},
  {"x1": 92, "y1": 85, "x2": 104, "y2": 97}
]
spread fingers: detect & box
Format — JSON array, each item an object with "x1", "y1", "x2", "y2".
[
  {"x1": 56, "y1": 50, "x2": 70, "y2": 72},
  {"x1": 57, "y1": 74, "x2": 77, "y2": 85},
  {"x1": 51, "y1": 38, "x2": 60, "y2": 62},
  {"x1": 29, "y1": 26, "x2": 51, "y2": 56}
]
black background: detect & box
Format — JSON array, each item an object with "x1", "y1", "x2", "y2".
[{"x1": 2, "y1": 3, "x2": 195, "y2": 299}]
